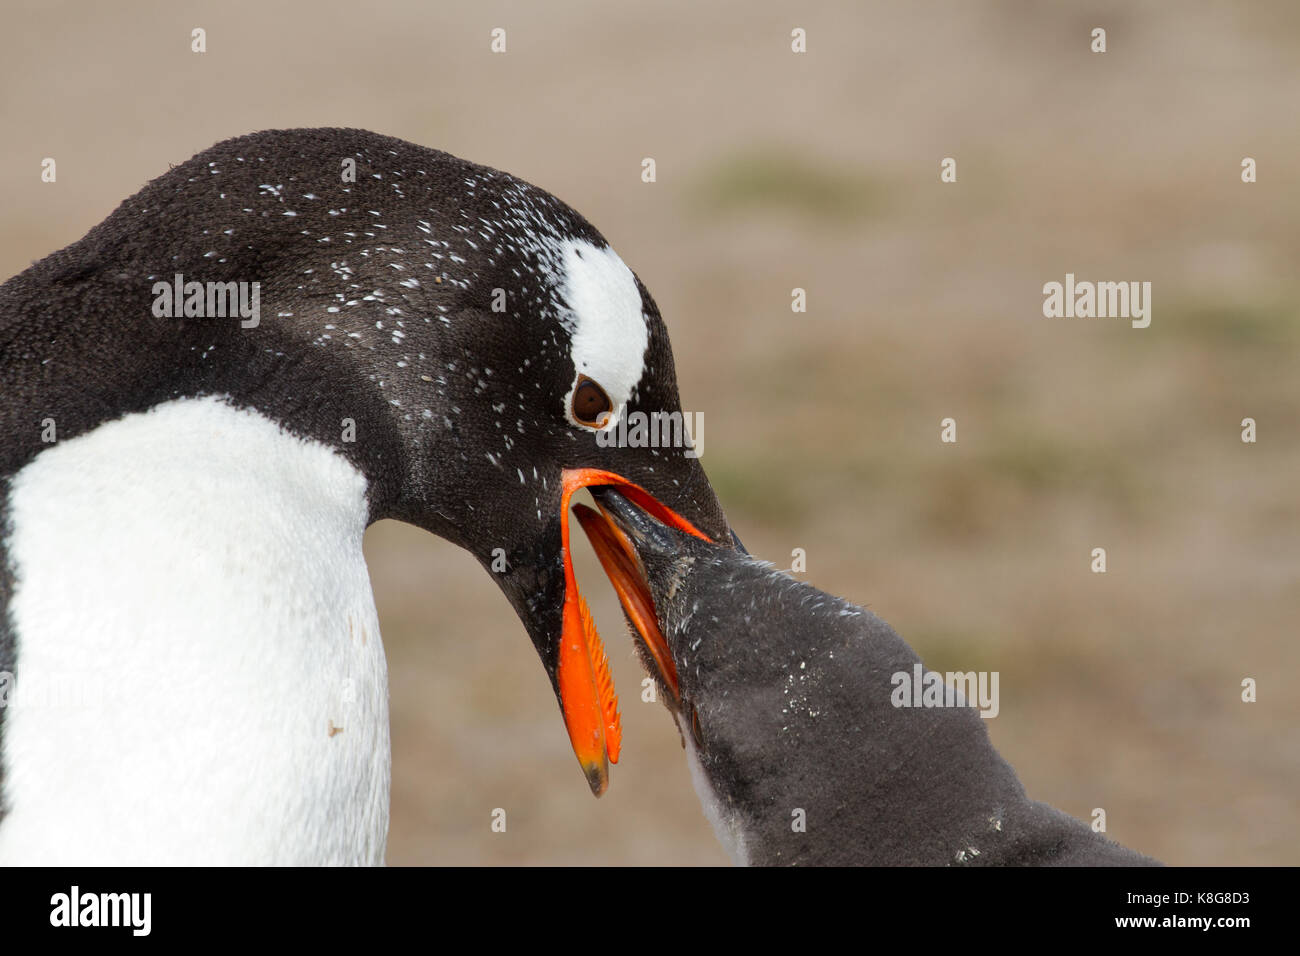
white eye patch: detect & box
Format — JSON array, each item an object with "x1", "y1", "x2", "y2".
[{"x1": 556, "y1": 239, "x2": 648, "y2": 430}]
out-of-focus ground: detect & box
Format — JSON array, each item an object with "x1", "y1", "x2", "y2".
[{"x1": 2, "y1": 1, "x2": 1296, "y2": 864}]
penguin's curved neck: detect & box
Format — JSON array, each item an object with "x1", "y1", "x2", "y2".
[{"x1": 0, "y1": 259, "x2": 406, "y2": 517}]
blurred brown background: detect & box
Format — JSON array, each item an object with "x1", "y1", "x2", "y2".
[{"x1": 3, "y1": 0, "x2": 1296, "y2": 864}]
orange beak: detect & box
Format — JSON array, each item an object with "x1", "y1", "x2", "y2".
[{"x1": 557, "y1": 468, "x2": 713, "y2": 795}]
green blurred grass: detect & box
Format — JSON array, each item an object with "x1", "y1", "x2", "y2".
[{"x1": 687, "y1": 147, "x2": 889, "y2": 224}]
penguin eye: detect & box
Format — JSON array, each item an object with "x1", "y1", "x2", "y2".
[{"x1": 571, "y1": 375, "x2": 613, "y2": 427}]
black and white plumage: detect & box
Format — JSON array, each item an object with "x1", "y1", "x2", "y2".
[{"x1": 0, "y1": 129, "x2": 733, "y2": 863}]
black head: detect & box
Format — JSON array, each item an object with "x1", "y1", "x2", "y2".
[{"x1": 0, "y1": 128, "x2": 735, "y2": 794}]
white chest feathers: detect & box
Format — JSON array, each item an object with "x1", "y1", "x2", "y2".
[
  {"x1": 677, "y1": 713, "x2": 750, "y2": 866},
  {"x1": 0, "y1": 396, "x2": 390, "y2": 865}
]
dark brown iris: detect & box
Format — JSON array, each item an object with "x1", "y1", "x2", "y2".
[{"x1": 572, "y1": 375, "x2": 612, "y2": 426}]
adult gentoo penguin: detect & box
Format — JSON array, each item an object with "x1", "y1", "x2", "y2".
[
  {"x1": 0, "y1": 128, "x2": 735, "y2": 864},
  {"x1": 575, "y1": 491, "x2": 1160, "y2": 866}
]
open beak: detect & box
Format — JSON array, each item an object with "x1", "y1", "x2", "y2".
[
  {"x1": 572, "y1": 502, "x2": 679, "y2": 710},
  {"x1": 556, "y1": 468, "x2": 714, "y2": 795}
]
